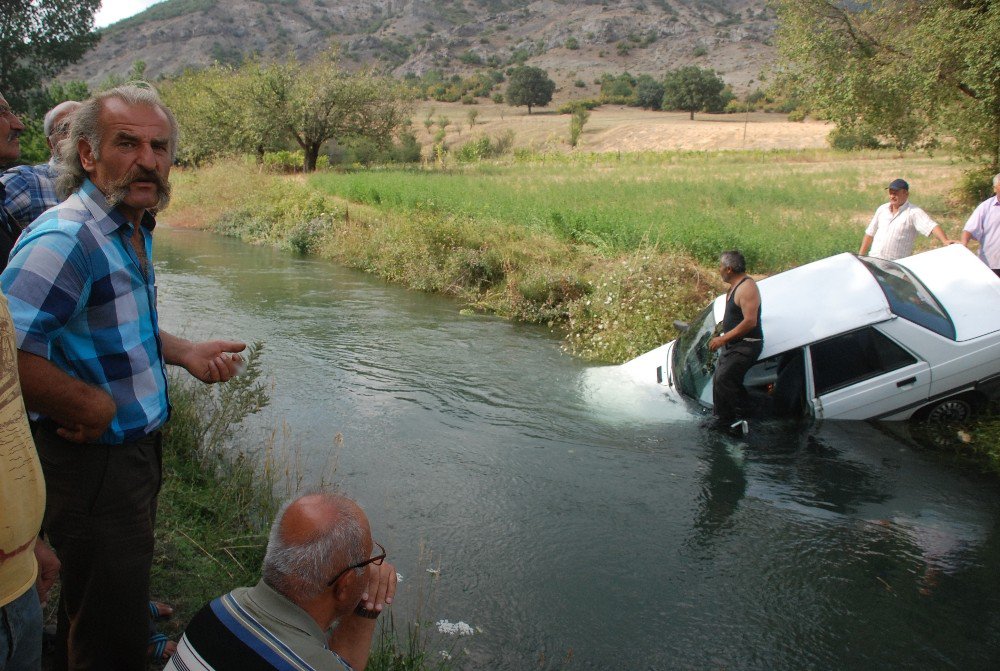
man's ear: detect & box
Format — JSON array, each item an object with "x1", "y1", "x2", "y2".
[{"x1": 78, "y1": 137, "x2": 96, "y2": 172}]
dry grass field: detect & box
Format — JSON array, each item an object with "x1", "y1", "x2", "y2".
[{"x1": 412, "y1": 101, "x2": 832, "y2": 153}]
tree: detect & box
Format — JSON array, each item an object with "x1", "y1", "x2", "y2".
[
  {"x1": 260, "y1": 49, "x2": 412, "y2": 171},
  {"x1": 505, "y1": 66, "x2": 555, "y2": 114},
  {"x1": 773, "y1": 0, "x2": 1000, "y2": 182},
  {"x1": 0, "y1": 0, "x2": 101, "y2": 110},
  {"x1": 661, "y1": 66, "x2": 728, "y2": 120},
  {"x1": 633, "y1": 74, "x2": 665, "y2": 110}
]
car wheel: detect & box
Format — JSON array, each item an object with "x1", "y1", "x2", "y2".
[{"x1": 922, "y1": 396, "x2": 974, "y2": 423}]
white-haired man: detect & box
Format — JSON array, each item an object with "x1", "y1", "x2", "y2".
[
  {"x1": 167, "y1": 493, "x2": 398, "y2": 671},
  {"x1": 1, "y1": 100, "x2": 80, "y2": 230},
  {"x1": 0, "y1": 84, "x2": 246, "y2": 670},
  {"x1": 962, "y1": 173, "x2": 1000, "y2": 277}
]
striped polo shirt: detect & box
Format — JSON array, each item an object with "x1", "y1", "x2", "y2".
[{"x1": 0, "y1": 178, "x2": 169, "y2": 444}]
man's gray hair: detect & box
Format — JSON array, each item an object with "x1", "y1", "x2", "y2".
[
  {"x1": 262, "y1": 493, "x2": 368, "y2": 603},
  {"x1": 43, "y1": 100, "x2": 81, "y2": 137},
  {"x1": 720, "y1": 250, "x2": 747, "y2": 274},
  {"x1": 55, "y1": 83, "x2": 179, "y2": 200},
  {"x1": 992, "y1": 173, "x2": 1000, "y2": 188}
]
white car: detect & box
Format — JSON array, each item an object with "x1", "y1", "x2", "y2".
[{"x1": 626, "y1": 245, "x2": 1000, "y2": 422}]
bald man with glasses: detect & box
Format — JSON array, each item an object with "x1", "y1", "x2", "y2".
[{"x1": 166, "y1": 493, "x2": 397, "y2": 671}]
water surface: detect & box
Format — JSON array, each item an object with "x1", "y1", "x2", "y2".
[{"x1": 156, "y1": 227, "x2": 1000, "y2": 670}]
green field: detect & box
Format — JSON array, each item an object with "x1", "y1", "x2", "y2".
[{"x1": 309, "y1": 150, "x2": 967, "y2": 274}]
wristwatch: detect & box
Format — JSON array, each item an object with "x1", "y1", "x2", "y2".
[{"x1": 354, "y1": 604, "x2": 380, "y2": 619}]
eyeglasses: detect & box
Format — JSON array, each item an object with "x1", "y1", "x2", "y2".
[{"x1": 326, "y1": 541, "x2": 386, "y2": 587}]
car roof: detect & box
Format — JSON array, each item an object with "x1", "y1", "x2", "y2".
[
  {"x1": 716, "y1": 247, "x2": 1000, "y2": 359},
  {"x1": 713, "y1": 252, "x2": 892, "y2": 359},
  {"x1": 895, "y1": 244, "x2": 1000, "y2": 341}
]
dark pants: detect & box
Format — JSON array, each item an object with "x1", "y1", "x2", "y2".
[
  {"x1": 32, "y1": 426, "x2": 162, "y2": 671},
  {"x1": 713, "y1": 339, "x2": 763, "y2": 422}
]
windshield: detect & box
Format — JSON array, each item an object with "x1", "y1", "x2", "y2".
[
  {"x1": 671, "y1": 302, "x2": 721, "y2": 402},
  {"x1": 859, "y1": 257, "x2": 956, "y2": 339}
]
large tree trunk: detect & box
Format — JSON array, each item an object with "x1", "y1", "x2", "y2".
[
  {"x1": 689, "y1": 110, "x2": 695, "y2": 121},
  {"x1": 304, "y1": 143, "x2": 321, "y2": 172}
]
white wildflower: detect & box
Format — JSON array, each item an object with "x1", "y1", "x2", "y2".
[{"x1": 436, "y1": 620, "x2": 475, "y2": 636}]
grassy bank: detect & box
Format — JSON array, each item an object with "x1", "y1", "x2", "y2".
[{"x1": 151, "y1": 345, "x2": 452, "y2": 670}]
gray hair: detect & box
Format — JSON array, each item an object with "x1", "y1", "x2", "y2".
[
  {"x1": 720, "y1": 250, "x2": 747, "y2": 274},
  {"x1": 262, "y1": 493, "x2": 368, "y2": 603},
  {"x1": 992, "y1": 173, "x2": 1000, "y2": 188},
  {"x1": 56, "y1": 83, "x2": 179, "y2": 200},
  {"x1": 43, "y1": 100, "x2": 81, "y2": 137}
]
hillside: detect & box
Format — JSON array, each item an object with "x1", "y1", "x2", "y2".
[{"x1": 62, "y1": 0, "x2": 777, "y2": 95}]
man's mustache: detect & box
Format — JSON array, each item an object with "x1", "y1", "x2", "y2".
[{"x1": 105, "y1": 167, "x2": 172, "y2": 211}]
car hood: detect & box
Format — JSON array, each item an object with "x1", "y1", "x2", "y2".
[{"x1": 895, "y1": 244, "x2": 1000, "y2": 341}]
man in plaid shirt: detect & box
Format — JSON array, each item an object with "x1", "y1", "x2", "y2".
[
  {"x1": 0, "y1": 92, "x2": 25, "y2": 266},
  {"x1": 1, "y1": 100, "x2": 80, "y2": 231},
  {"x1": 0, "y1": 84, "x2": 246, "y2": 671}
]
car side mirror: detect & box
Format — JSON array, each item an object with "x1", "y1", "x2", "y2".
[{"x1": 673, "y1": 320, "x2": 690, "y2": 333}]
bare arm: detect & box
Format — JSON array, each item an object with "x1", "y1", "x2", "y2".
[
  {"x1": 859, "y1": 233, "x2": 873, "y2": 256},
  {"x1": 709, "y1": 280, "x2": 761, "y2": 351},
  {"x1": 962, "y1": 230, "x2": 975, "y2": 247},
  {"x1": 329, "y1": 562, "x2": 397, "y2": 671},
  {"x1": 159, "y1": 330, "x2": 246, "y2": 384},
  {"x1": 33, "y1": 539, "x2": 60, "y2": 606},
  {"x1": 929, "y1": 225, "x2": 955, "y2": 246},
  {"x1": 17, "y1": 350, "x2": 116, "y2": 443}
]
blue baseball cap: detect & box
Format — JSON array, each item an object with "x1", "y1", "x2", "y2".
[{"x1": 888, "y1": 178, "x2": 909, "y2": 191}]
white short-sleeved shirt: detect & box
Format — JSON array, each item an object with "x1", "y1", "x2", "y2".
[
  {"x1": 865, "y1": 201, "x2": 939, "y2": 260},
  {"x1": 962, "y1": 195, "x2": 1000, "y2": 269}
]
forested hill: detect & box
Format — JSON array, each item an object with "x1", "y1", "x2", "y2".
[{"x1": 61, "y1": 0, "x2": 776, "y2": 93}]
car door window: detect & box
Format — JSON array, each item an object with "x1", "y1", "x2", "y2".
[{"x1": 810, "y1": 327, "x2": 917, "y2": 396}]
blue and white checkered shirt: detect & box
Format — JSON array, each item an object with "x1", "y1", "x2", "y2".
[
  {"x1": 0, "y1": 178, "x2": 169, "y2": 444},
  {"x1": 1, "y1": 161, "x2": 60, "y2": 230}
]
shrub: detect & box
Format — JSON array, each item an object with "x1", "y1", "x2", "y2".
[
  {"x1": 787, "y1": 109, "x2": 806, "y2": 122},
  {"x1": 557, "y1": 99, "x2": 600, "y2": 114},
  {"x1": 828, "y1": 127, "x2": 881, "y2": 150},
  {"x1": 574, "y1": 79, "x2": 586, "y2": 88},
  {"x1": 565, "y1": 36, "x2": 579, "y2": 50}
]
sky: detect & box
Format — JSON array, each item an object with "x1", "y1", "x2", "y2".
[{"x1": 94, "y1": 1, "x2": 167, "y2": 28}]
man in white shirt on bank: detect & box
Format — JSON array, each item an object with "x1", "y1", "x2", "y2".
[{"x1": 859, "y1": 178, "x2": 953, "y2": 260}]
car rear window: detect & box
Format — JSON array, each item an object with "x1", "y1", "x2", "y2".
[{"x1": 859, "y1": 257, "x2": 956, "y2": 340}]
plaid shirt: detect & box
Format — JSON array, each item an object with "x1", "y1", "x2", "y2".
[
  {"x1": 1, "y1": 161, "x2": 60, "y2": 230},
  {"x1": 0, "y1": 181, "x2": 18, "y2": 268},
  {"x1": 0, "y1": 178, "x2": 169, "y2": 444}
]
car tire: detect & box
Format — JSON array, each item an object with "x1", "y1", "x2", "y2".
[{"x1": 921, "y1": 395, "x2": 976, "y2": 424}]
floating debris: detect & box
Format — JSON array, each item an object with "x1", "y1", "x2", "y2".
[{"x1": 426, "y1": 568, "x2": 440, "y2": 575}]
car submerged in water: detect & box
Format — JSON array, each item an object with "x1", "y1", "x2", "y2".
[{"x1": 626, "y1": 245, "x2": 1000, "y2": 422}]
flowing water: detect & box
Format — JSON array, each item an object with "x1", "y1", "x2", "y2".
[{"x1": 155, "y1": 227, "x2": 1000, "y2": 670}]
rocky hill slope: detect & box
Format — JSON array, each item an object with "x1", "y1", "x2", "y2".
[{"x1": 62, "y1": 0, "x2": 776, "y2": 94}]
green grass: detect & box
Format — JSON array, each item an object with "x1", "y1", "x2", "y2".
[{"x1": 308, "y1": 150, "x2": 966, "y2": 273}]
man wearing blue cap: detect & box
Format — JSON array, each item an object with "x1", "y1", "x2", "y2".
[{"x1": 859, "y1": 178, "x2": 953, "y2": 260}]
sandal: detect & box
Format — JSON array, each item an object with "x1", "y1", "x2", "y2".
[
  {"x1": 147, "y1": 632, "x2": 177, "y2": 661},
  {"x1": 149, "y1": 600, "x2": 174, "y2": 621}
]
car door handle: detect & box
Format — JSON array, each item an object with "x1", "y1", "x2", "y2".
[{"x1": 896, "y1": 377, "x2": 916, "y2": 387}]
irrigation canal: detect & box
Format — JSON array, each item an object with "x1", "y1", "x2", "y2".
[{"x1": 156, "y1": 226, "x2": 1000, "y2": 670}]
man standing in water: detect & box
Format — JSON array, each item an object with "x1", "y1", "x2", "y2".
[{"x1": 709, "y1": 250, "x2": 763, "y2": 429}]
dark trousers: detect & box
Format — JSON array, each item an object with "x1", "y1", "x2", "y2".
[
  {"x1": 32, "y1": 426, "x2": 162, "y2": 671},
  {"x1": 713, "y1": 339, "x2": 763, "y2": 422}
]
